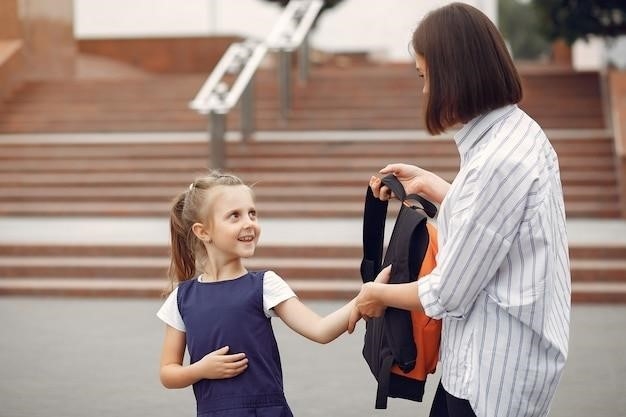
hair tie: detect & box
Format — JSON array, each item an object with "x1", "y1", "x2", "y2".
[{"x1": 188, "y1": 183, "x2": 194, "y2": 191}]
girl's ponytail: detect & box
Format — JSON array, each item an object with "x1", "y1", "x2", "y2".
[{"x1": 167, "y1": 191, "x2": 196, "y2": 293}]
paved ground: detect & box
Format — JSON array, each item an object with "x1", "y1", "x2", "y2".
[{"x1": 0, "y1": 298, "x2": 624, "y2": 417}]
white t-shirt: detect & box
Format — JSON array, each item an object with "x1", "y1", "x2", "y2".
[{"x1": 156, "y1": 270, "x2": 296, "y2": 332}]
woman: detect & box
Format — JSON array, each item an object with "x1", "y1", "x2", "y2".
[{"x1": 348, "y1": 3, "x2": 571, "y2": 417}]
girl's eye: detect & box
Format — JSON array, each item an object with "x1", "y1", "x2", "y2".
[{"x1": 249, "y1": 210, "x2": 257, "y2": 219}]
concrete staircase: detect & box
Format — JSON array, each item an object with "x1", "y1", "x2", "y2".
[
  {"x1": 0, "y1": 64, "x2": 624, "y2": 302},
  {"x1": 0, "y1": 133, "x2": 619, "y2": 218},
  {"x1": 0, "y1": 66, "x2": 606, "y2": 132}
]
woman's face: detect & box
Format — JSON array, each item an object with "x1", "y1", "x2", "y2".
[{"x1": 415, "y1": 54, "x2": 428, "y2": 95}]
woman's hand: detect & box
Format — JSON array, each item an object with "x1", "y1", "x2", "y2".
[
  {"x1": 370, "y1": 163, "x2": 450, "y2": 205},
  {"x1": 374, "y1": 264, "x2": 392, "y2": 284},
  {"x1": 347, "y1": 266, "x2": 392, "y2": 333},
  {"x1": 347, "y1": 283, "x2": 387, "y2": 333},
  {"x1": 195, "y1": 346, "x2": 248, "y2": 379}
]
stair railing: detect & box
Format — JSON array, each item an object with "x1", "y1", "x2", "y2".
[
  {"x1": 189, "y1": 0, "x2": 323, "y2": 169},
  {"x1": 189, "y1": 39, "x2": 267, "y2": 169},
  {"x1": 266, "y1": 0, "x2": 324, "y2": 120}
]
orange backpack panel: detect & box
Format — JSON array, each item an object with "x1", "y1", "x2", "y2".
[{"x1": 391, "y1": 223, "x2": 441, "y2": 380}]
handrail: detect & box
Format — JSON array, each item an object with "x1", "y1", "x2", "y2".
[
  {"x1": 266, "y1": 0, "x2": 323, "y2": 51},
  {"x1": 189, "y1": 0, "x2": 324, "y2": 169},
  {"x1": 227, "y1": 42, "x2": 268, "y2": 110},
  {"x1": 267, "y1": 0, "x2": 324, "y2": 119},
  {"x1": 188, "y1": 39, "x2": 266, "y2": 169},
  {"x1": 189, "y1": 40, "x2": 267, "y2": 114}
]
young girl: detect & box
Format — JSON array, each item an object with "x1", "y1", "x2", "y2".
[{"x1": 157, "y1": 171, "x2": 359, "y2": 417}]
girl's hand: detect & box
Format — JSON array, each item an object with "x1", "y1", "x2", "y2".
[{"x1": 195, "y1": 346, "x2": 248, "y2": 379}]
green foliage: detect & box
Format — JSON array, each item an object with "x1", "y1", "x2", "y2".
[
  {"x1": 531, "y1": 0, "x2": 626, "y2": 45},
  {"x1": 499, "y1": 0, "x2": 551, "y2": 60}
]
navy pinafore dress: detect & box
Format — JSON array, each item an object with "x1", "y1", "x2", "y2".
[{"x1": 177, "y1": 271, "x2": 293, "y2": 417}]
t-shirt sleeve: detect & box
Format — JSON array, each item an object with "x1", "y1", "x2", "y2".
[
  {"x1": 156, "y1": 287, "x2": 186, "y2": 332},
  {"x1": 263, "y1": 270, "x2": 297, "y2": 318}
]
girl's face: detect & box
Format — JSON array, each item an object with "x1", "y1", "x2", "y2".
[
  {"x1": 415, "y1": 54, "x2": 429, "y2": 95},
  {"x1": 205, "y1": 185, "x2": 260, "y2": 259}
]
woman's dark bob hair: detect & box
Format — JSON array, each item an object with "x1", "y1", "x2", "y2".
[{"x1": 412, "y1": 2, "x2": 522, "y2": 135}]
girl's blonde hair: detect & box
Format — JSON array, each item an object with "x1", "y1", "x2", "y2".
[{"x1": 167, "y1": 171, "x2": 247, "y2": 292}]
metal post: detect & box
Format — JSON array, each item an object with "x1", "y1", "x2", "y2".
[
  {"x1": 298, "y1": 33, "x2": 310, "y2": 84},
  {"x1": 209, "y1": 111, "x2": 226, "y2": 169},
  {"x1": 240, "y1": 77, "x2": 255, "y2": 141},
  {"x1": 278, "y1": 49, "x2": 292, "y2": 121}
]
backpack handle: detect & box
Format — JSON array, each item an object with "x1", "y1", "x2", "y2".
[{"x1": 380, "y1": 174, "x2": 438, "y2": 218}]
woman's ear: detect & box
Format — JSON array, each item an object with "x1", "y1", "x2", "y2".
[{"x1": 191, "y1": 222, "x2": 211, "y2": 243}]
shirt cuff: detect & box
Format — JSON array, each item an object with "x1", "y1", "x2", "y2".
[{"x1": 418, "y1": 275, "x2": 446, "y2": 319}]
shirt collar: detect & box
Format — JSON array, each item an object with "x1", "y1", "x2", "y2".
[{"x1": 454, "y1": 104, "x2": 518, "y2": 163}]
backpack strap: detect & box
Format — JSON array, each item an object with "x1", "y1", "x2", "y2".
[
  {"x1": 360, "y1": 174, "x2": 437, "y2": 283},
  {"x1": 360, "y1": 182, "x2": 388, "y2": 283},
  {"x1": 375, "y1": 352, "x2": 395, "y2": 409}
]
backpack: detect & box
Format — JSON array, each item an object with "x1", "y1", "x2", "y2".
[{"x1": 359, "y1": 174, "x2": 442, "y2": 409}]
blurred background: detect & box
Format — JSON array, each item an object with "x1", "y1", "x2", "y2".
[{"x1": 0, "y1": 0, "x2": 625, "y2": 416}]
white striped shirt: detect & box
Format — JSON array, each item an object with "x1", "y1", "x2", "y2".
[{"x1": 417, "y1": 104, "x2": 571, "y2": 417}]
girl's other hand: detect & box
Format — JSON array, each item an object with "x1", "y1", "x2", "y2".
[{"x1": 196, "y1": 346, "x2": 248, "y2": 379}]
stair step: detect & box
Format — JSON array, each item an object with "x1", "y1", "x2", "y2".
[
  {"x1": 0, "y1": 200, "x2": 619, "y2": 218},
  {"x1": 0, "y1": 138, "x2": 614, "y2": 158},
  {"x1": 568, "y1": 260, "x2": 626, "y2": 281},
  {"x1": 0, "y1": 278, "x2": 360, "y2": 300},
  {"x1": 1, "y1": 278, "x2": 624, "y2": 303},
  {"x1": 0, "y1": 244, "x2": 361, "y2": 258},
  {"x1": 0, "y1": 256, "x2": 360, "y2": 279},
  {"x1": 0, "y1": 156, "x2": 618, "y2": 174},
  {"x1": 1, "y1": 256, "x2": 624, "y2": 282},
  {"x1": 0, "y1": 185, "x2": 618, "y2": 203},
  {"x1": 2, "y1": 243, "x2": 625, "y2": 259},
  {"x1": 571, "y1": 282, "x2": 626, "y2": 303}
]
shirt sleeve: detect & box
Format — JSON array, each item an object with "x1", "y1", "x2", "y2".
[
  {"x1": 418, "y1": 152, "x2": 534, "y2": 320},
  {"x1": 263, "y1": 270, "x2": 297, "y2": 317},
  {"x1": 156, "y1": 287, "x2": 185, "y2": 332}
]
